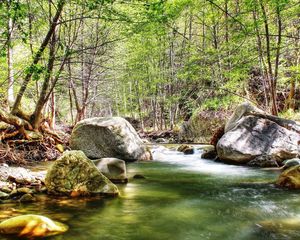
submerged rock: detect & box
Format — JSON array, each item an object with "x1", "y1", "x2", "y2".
[
  {"x1": 217, "y1": 104, "x2": 300, "y2": 164},
  {"x1": 133, "y1": 174, "x2": 146, "y2": 179},
  {"x1": 70, "y1": 117, "x2": 152, "y2": 161},
  {"x1": 257, "y1": 217, "x2": 300, "y2": 233},
  {"x1": 45, "y1": 151, "x2": 119, "y2": 196},
  {"x1": 9, "y1": 187, "x2": 33, "y2": 199},
  {"x1": 276, "y1": 165, "x2": 300, "y2": 189},
  {"x1": 19, "y1": 194, "x2": 35, "y2": 203},
  {"x1": 93, "y1": 158, "x2": 128, "y2": 183},
  {"x1": 0, "y1": 214, "x2": 68, "y2": 237}
]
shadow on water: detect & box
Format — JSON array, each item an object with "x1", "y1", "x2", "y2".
[{"x1": 1, "y1": 145, "x2": 300, "y2": 240}]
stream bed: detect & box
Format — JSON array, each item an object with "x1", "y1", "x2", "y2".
[{"x1": 1, "y1": 145, "x2": 300, "y2": 240}]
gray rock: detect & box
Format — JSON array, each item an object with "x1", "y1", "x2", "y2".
[
  {"x1": 70, "y1": 117, "x2": 152, "y2": 162},
  {"x1": 225, "y1": 102, "x2": 264, "y2": 133},
  {"x1": 247, "y1": 155, "x2": 279, "y2": 168},
  {"x1": 45, "y1": 151, "x2": 119, "y2": 197},
  {"x1": 217, "y1": 115, "x2": 300, "y2": 164},
  {"x1": 93, "y1": 158, "x2": 127, "y2": 183},
  {"x1": 0, "y1": 165, "x2": 46, "y2": 185}
]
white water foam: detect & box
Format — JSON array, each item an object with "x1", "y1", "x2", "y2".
[{"x1": 151, "y1": 145, "x2": 266, "y2": 177}]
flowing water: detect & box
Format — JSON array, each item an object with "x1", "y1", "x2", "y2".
[{"x1": 1, "y1": 145, "x2": 300, "y2": 240}]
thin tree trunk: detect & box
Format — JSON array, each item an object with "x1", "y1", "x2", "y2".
[
  {"x1": 274, "y1": 3, "x2": 282, "y2": 97},
  {"x1": 7, "y1": 6, "x2": 14, "y2": 107},
  {"x1": 50, "y1": 91, "x2": 56, "y2": 129},
  {"x1": 31, "y1": 31, "x2": 57, "y2": 129},
  {"x1": 260, "y1": 1, "x2": 278, "y2": 115},
  {"x1": 252, "y1": 8, "x2": 269, "y2": 108},
  {"x1": 12, "y1": 0, "x2": 65, "y2": 114}
]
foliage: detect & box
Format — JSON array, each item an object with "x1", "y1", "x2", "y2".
[{"x1": 0, "y1": 0, "x2": 300, "y2": 130}]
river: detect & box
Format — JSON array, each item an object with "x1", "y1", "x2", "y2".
[{"x1": 1, "y1": 145, "x2": 300, "y2": 240}]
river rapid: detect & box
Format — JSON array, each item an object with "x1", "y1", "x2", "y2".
[{"x1": 1, "y1": 145, "x2": 300, "y2": 240}]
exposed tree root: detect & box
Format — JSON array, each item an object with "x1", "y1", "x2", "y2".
[{"x1": 0, "y1": 120, "x2": 70, "y2": 165}]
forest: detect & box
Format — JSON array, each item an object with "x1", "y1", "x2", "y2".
[
  {"x1": 0, "y1": 0, "x2": 300, "y2": 239},
  {"x1": 0, "y1": 0, "x2": 299, "y2": 134}
]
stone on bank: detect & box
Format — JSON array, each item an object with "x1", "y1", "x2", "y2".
[
  {"x1": 216, "y1": 102, "x2": 300, "y2": 164},
  {"x1": 69, "y1": 117, "x2": 152, "y2": 161},
  {"x1": 45, "y1": 151, "x2": 119, "y2": 196}
]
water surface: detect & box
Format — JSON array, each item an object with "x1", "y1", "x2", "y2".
[{"x1": 1, "y1": 145, "x2": 299, "y2": 240}]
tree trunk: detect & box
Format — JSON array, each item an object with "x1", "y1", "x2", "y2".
[
  {"x1": 260, "y1": 1, "x2": 278, "y2": 115},
  {"x1": 31, "y1": 31, "x2": 57, "y2": 130},
  {"x1": 12, "y1": 0, "x2": 65, "y2": 114},
  {"x1": 7, "y1": 10, "x2": 14, "y2": 107}
]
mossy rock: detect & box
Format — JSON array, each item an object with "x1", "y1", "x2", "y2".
[
  {"x1": 0, "y1": 214, "x2": 68, "y2": 237},
  {"x1": 276, "y1": 165, "x2": 300, "y2": 189},
  {"x1": 45, "y1": 151, "x2": 119, "y2": 196}
]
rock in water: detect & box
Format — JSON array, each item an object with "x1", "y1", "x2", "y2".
[
  {"x1": 201, "y1": 149, "x2": 217, "y2": 160},
  {"x1": 45, "y1": 151, "x2": 119, "y2": 196},
  {"x1": 93, "y1": 158, "x2": 128, "y2": 183},
  {"x1": 69, "y1": 117, "x2": 152, "y2": 161},
  {"x1": 177, "y1": 144, "x2": 194, "y2": 155},
  {"x1": 217, "y1": 115, "x2": 300, "y2": 164},
  {"x1": 276, "y1": 165, "x2": 300, "y2": 189},
  {"x1": 0, "y1": 214, "x2": 68, "y2": 237}
]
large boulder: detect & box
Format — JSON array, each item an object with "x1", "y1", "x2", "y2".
[
  {"x1": 70, "y1": 117, "x2": 152, "y2": 161},
  {"x1": 217, "y1": 115, "x2": 300, "y2": 163},
  {"x1": 45, "y1": 151, "x2": 119, "y2": 196},
  {"x1": 217, "y1": 103, "x2": 300, "y2": 164},
  {"x1": 93, "y1": 158, "x2": 127, "y2": 183},
  {"x1": 224, "y1": 102, "x2": 264, "y2": 133}
]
